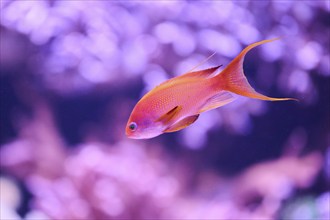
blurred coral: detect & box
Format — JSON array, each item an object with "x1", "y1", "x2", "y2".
[{"x1": 0, "y1": 106, "x2": 327, "y2": 219}]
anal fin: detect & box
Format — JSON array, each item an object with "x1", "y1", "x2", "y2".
[
  {"x1": 199, "y1": 91, "x2": 236, "y2": 113},
  {"x1": 164, "y1": 114, "x2": 200, "y2": 133}
]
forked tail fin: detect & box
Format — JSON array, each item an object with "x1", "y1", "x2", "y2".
[{"x1": 217, "y1": 38, "x2": 297, "y2": 101}]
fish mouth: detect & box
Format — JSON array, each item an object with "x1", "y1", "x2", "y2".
[
  {"x1": 125, "y1": 128, "x2": 140, "y2": 139},
  {"x1": 127, "y1": 135, "x2": 143, "y2": 139},
  {"x1": 125, "y1": 129, "x2": 133, "y2": 138},
  {"x1": 125, "y1": 132, "x2": 143, "y2": 139},
  {"x1": 125, "y1": 129, "x2": 161, "y2": 139}
]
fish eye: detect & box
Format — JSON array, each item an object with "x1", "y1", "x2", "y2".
[{"x1": 128, "y1": 122, "x2": 137, "y2": 131}]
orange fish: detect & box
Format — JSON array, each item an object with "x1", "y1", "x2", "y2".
[{"x1": 126, "y1": 38, "x2": 296, "y2": 139}]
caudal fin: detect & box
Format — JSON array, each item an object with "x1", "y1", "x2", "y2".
[{"x1": 217, "y1": 38, "x2": 297, "y2": 101}]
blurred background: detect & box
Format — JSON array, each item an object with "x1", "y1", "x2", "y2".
[{"x1": 0, "y1": 1, "x2": 329, "y2": 219}]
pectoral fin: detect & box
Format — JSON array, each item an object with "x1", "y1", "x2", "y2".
[
  {"x1": 199, "y1": 91, "x2": 236, "y2": 113},
  {"x1": 156, "y1": 106, "x2": 182, "y2": 124},
  {"x1": 164, "y1": 114, "x2": 200, "y2": 133}
]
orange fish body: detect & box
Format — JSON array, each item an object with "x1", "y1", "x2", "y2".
[{"x1": 126, "y1": 39, "x2": 296, "y2": 139}]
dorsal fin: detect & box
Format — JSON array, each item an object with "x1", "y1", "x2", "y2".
[
  {"x1": 177, "y1": 65, "x2": 222, "y2": 79},
  {"x1": 156, "y1": 53, "x2": 219, "y2": 87},
  {"x1": 185, "y1": 52, "x2": 217, "y2": 73},
  {"x1": 156, "y1": 106, "x2": 182, "y2": 124}
]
